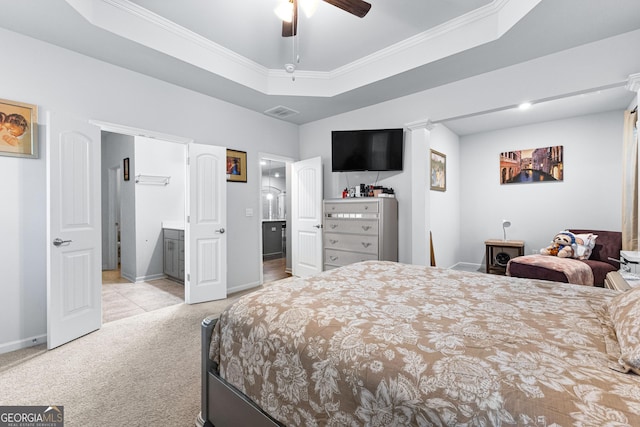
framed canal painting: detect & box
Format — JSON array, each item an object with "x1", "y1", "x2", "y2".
[{"x1": 500, "y1": 145, "x2": 563, "y2": 184}]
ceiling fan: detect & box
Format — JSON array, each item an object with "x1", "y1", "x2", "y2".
[{"x1": 276, "y1": 0, "x2": 372, "y2": 37}]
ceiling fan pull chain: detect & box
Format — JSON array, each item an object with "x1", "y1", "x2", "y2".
[{"x1": 292, "y1": 5, "x2": 298, "y2": 81}]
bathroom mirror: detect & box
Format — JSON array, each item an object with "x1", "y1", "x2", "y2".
[{"x1": 261, "y1": 159, "x2": 286, "y2": 220}]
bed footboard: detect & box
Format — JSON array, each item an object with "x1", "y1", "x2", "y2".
[{"x1": 197, "y1": 316, "x2": 282, "y2": 427}]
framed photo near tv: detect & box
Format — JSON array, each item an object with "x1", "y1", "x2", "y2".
[
  {"x1": 430, "y1": 149, "x2": 446, "y2": 192},
  {"x1": 226, "y1": 149, "x2": 247, "y2": 182},
  {"x1": 0, "y1": 98, "x2": 38, "y2": 159}
]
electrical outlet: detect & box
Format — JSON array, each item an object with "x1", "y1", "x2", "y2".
[{"x1": 245, "y1": 208, "x2": 253, "y2": 217}]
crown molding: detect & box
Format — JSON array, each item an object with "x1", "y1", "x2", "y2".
[
  {"x1": 627, "y1": 73, "x2": 640, "y2": 93},
  {"x1": 66, "y1": 0, "x2": 540, "y2": 98},
  {"x1": 405, "y1": 120, "x2": 435, "y2": 131}
]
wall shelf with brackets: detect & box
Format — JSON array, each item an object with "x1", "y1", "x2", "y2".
[{"x1": 135, "y1": 174, "x2": 171, "y2": 185}]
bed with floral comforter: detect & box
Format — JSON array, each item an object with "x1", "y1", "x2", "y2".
[{"x1": 208, "y1": 261, "x2": 640, "y2": 426}]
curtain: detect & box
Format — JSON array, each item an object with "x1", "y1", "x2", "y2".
[{"x1": 622, "y1": 109, "x2": 638, "y2": 250}]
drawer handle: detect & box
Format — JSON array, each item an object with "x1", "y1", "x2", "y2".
[
  {"x1": 330, "y1": 224, "x2": 338, "y2": 229},
  {"x1": 361, "y1": 226, "x2": 371, "y2": 231},
  {"x1": 329, "y1": 239, "x2": 338, "y2": 244},
  {"x1": 329, "y1": 256, "x2": 338, "y2": 261},
  {"x1": 361, "y1": 242, "x2": 371, "y2": 248},
  {"x1": 364, "y1": 206, "x2": 368, "y2": 210}
]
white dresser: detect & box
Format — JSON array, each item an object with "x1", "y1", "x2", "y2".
[{"x1": 323, "y1": 198, "x2": 398, "y2": 270}]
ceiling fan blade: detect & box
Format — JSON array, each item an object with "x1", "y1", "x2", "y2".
[
  {"x1": 282, "y1": 0, "x2": 298, "y2": 37},
  {"x1": 323, "y1": 0, "x2": 371, "y2": 18}
]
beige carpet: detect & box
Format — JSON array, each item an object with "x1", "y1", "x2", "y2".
[{"x1": 0, "y1": 285, "x2": 269, "y2": 427}]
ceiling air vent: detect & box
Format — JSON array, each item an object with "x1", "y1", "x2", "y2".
[{"x1": 264, "y1": 105, "x2": 300, "y2": 119}]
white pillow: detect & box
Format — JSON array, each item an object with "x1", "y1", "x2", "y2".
[{"x1": 574, "y1": 233, "x2": 598, "y2": 260}]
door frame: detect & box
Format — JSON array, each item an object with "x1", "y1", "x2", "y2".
[
  {"x1": 92, "y1": 120, "x2": 192, "y2": 295},
  {"x1": 257, "y1": 152, "x2": 294, "y2": 284}
]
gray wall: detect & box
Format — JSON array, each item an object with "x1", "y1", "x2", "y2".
[
  {"x1": 101, "y1": 132, "x2": 135, "y2": 278},
  {"x1": 0, "y1": 27, "x2": 298, "y2": 353}
]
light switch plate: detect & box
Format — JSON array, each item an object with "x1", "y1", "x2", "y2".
[{"x1": 245, "y1": 208, "x2": 253, "y2": 217}]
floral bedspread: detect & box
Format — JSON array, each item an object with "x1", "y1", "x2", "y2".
[{"x1": 210, "y1": 261, "x2": 640, "y2": 426}]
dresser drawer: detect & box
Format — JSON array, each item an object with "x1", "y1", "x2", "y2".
[
  {"x1": 324, "y1": 249, "x2": 378, "y2": 266},
  {"x1": 324, "y1": 201, "x2": 379, "y2": 214},
  {"x1": 324, "y1": 218, "x2": 378, "y2": 235},
  {"x1": 324, "y1": 232, "x2": 378, "y2": 254}
]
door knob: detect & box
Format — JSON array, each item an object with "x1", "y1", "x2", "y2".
[
  {"x1": 313, "y1": 224, "x2": 323, "y2": 229},
  {"x1": 215, "y1": 228, "x2": 225, "y2": 234},
  {"x1": 53, "y1": 238, "x2": 72, "y2": 247}
]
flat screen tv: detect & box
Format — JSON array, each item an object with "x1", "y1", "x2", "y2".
[{"x1": 331, "y1": 128, "x2": 404, "y2": 172}]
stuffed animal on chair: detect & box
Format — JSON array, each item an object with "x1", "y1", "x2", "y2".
[{"x1": 540, "y1": 231, "x2": 577, "y2": 258}]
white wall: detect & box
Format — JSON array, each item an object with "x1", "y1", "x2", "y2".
[
  {"x1": 299, "y1": 120, "x2": 462, "y2": 266},
  {"x1": 300, "y1": 120, "x2": 415, "y2": 263},
  {"x1": 0, "y1": 27, "x2": 298, "y2": 353},
  {"x1": 0, "y1": 126, "x2": 46, "y2": 352},
  {"x1": 459, "y1": 110, "x2": 624, "y2": 265},
  {"x1": 430, "y1": 125, "x2": 461, "y2": 269},
  {"x1": 134, "y1": 136, "x2": 186, "y2": 281}
]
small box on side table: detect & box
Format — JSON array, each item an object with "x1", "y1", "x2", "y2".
[
  {"x1": 621, "y1": 250, "x2": 640, "y2": 274},
  {"x1": 485, "y1": 239, "x2": 525, "y2": 275}
]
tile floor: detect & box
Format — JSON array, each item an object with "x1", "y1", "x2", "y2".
[
  {"x1": 102, "y1": 270, "x2": 184, "y2": 323},
  {"x1": 102, "y1": 257, "x2": 290, "y2": 324}
]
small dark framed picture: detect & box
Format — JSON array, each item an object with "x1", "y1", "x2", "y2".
[
  {"x1": 226, "y1": 149, "x2": 247, "y2": 183},
  {"x1": 123, "y1": 157, "x2": 130, "y2": 181},
  {"x1": 430, "y1": 149, "x2": 446, "y2": 192}
]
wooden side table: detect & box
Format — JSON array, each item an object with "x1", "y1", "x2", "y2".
[{"x1": 485, "y1": 239, "x2": 525, "y2": 275}]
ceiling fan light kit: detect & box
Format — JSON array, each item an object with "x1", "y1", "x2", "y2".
[
  {"x1": 299, "y1": 0, "x2": 320, "y2": 18},
  {"x1": 276, "y1": 0, "x2": 371, "y2": 80},
  {"x1": 279, "y1": 0, "x2": 371, "y2": 37},
  {"x1": 274, "y1": 0, "x2": 294, "y2": 22}
]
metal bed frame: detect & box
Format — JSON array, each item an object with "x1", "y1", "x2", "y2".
[{"x1": 196, "y1": 316, "x2": 282, "y2": 427}]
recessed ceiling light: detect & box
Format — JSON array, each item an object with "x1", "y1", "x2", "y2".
[{"x1": 518, "y1": 102, "x2": 532, "y2": 110}]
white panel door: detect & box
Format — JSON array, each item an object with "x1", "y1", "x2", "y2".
[
  {"x1": 47, "y1": 112, "x2": 102, "y2": 349},
  {"x1": 292, "y1": 157, "x2": 323, "y2": 277},
  {"x1": 185, "y1": 143, "x2": 227, "y2": 303}
]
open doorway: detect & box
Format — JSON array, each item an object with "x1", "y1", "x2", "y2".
[
  {"x1": 100, "y1": 131, "x2": 186, "y2": 322},
  {"x1": 260, "y1": 155, "x2": 293, "y2": 283}
]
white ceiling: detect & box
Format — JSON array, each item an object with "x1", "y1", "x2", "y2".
[{"x1": 0, "y1": 0, "x2": 639, "y2": 133}]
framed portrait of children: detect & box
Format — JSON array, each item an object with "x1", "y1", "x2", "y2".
[
  {"x1": 0, "y1": 98, "x2": 38, "y2": 159},
  {"x1": 226, "y1": 149, "x2": 247, "y2": 182}
]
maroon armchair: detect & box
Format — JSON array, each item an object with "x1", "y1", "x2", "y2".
[{"x1": 507, "y1": 229, "x2": 621, "y2": 287}]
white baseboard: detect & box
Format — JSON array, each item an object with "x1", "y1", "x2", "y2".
[
  {"x1": 120, "y1": 271, "x2": 136, "y2": 283},
  {"x1": 449, "y1": 262, "x2": 483, "y2": 272},
  {"x1": 227, "y1": 281, "x2": 260, "y2": 295},
  {"x1": 134, "y1": 273, "x2": 166, "y2": 283},
  {"x1": 0, "y1": 334, "x2": 47, "y2": 355}
]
